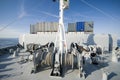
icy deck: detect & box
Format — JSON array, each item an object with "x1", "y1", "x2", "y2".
[{"x1": 0, "y1": 50, "x2": 120, "y2": 80}]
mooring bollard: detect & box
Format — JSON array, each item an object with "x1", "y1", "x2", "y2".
[
  {"x1": 13, "y1": 51, "x2": 16, "y2": 57},
  {"x1": 13, "y1": 51, "x2": 18, "y2": 57},
  {"x1": 16, "y1": 48, "x2": 20, "y2": 53},
  {"x1": 102, "y1": 71, "x2": 108, "y2": 80},
  {"x1": 9, "y1": 49, "x2": 14, "y2": 54},
  {"x1": 29, "y1": 54, "x2": 33, "y2": 61},
  {"x1": 102, "y1": 69, "x2": 109, "y2": 80},
  {"x1": 112, "y1": 52, "x2": 118, "y2": 63}
]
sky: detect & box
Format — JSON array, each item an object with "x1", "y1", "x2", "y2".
[{"x1": 0, "y1": 0, "x2": 120, "y2": 38}]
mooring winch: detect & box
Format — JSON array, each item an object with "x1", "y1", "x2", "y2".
[{"x1": 27, "y1": 0, "x2": 103, "y2": 78}]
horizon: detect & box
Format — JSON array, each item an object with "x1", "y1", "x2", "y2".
[{"x1": 0, "y1": 0, "x2": 120, "y2": 39}]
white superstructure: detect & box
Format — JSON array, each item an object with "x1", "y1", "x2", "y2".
[{"x1": 19, "y1": 32, "x2": 117, "y2": 52}]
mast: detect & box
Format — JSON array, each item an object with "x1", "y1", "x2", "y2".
[
  {"x1": 58, "y1": 0, "x2": 67, "y2": 62},
  {"x1": 51, "y1": 0, "x2": 69, "y2": 76}
]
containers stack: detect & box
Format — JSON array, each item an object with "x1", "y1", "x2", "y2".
[
  {"x1": 84, "y1": 22, "x2": 93, "y2": 32},
  {"x1": 51, "y1": 22, "x2": 58, "y2": 32},
  {"x1": 76, "y1": 22, "x2": 84, "y2": 32},
  {"x1": 68, "y1": 21, "x2": 93, "y2": 32},
  {"x1": 30, "y1": 21, "x2": 93, "y2": 34},
  {"x1": 30, "y1": 24, "x2": 36, "y2": 34},
  {"x1": 37, "y1": 23, "x2": 42, "y2": 32},
  {"x1": 68, "y1": 23, "x2": 76, "y2": 32},
  {"x1": 30, "y1": 22, "x2": 59, "y2": 34}
]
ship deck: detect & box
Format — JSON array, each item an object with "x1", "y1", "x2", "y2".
[{"x1": 0, "y1": 49, "x2": 120, "y2": 80}]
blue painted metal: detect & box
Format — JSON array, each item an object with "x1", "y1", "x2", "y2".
[{"x1": 76, "y1": 22, "x2": 84, "y2": 31}]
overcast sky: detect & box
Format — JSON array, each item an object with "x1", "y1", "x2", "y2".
[{"x1": 0, "y1": 0, "x2": 120, "y2": 38}]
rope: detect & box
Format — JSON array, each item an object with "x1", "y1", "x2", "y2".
[{"x1": 0, "y1": 18, "x2": 19, "y2": 31}]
